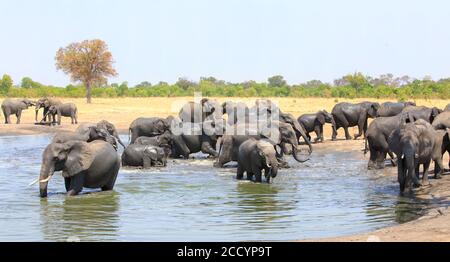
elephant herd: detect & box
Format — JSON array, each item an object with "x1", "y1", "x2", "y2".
[
  {"x1": 23, "y1": 97, "x2": 450, "y2": 197},
  {"x1": 1, "y1": 97, "x2": 78, "y2": 125}
]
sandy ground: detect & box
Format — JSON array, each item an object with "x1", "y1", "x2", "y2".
[{"x1": 1, "y1": 97, "x2": 450, "y2": 241}]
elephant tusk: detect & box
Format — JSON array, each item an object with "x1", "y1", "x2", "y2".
[
  {"x1": 28, "y1": 178, "x2": 40, "y2": 187},
  {"x1": 39, "y1": 175, "x2": 53, "y2": 183},
  {"x1": 266, "y1": 163, "x2": 272, "y2": 168}
]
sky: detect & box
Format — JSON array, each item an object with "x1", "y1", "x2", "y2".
[{"x1": 0, "y1": 0, "x2": 449, "y2": 86}]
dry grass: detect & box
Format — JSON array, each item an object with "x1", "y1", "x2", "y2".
[{"x1": 1, "y1": 97, "x2": 449, "y2": 135}]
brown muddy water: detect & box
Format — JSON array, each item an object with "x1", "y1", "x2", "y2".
[{"x1": 0, "y1": 135, "x2": 442, "y2": 241}]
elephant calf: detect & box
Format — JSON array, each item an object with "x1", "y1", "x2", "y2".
[
  {"x1": 45, "y1": 103, "x2": 78, "y2": 125},
  {"x1": 1, "y1": 98, "x2": 35, "y2": 124},
  {"x1": 122, "y1": 144, "x2": 168, "y2": 168},
  {"x1": 297, "y1": 110, "x2": 336, "y2": 143},
  {"x1": 237, "y1": 139, "x2": 278, "y2": 183}
]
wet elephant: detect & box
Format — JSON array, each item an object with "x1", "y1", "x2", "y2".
[
  {"x1": 215, "y1": 122, "x2": 312, "y2": 167},
  {"x1": 222, "y1": 101, "x2": 250, "y2": 126},
  {"x1": 331, "y1": 101, "x2": 380, "y2": 140},
  {"x1": 237, "y1": 139, "x2": 278, "y2": 183},
  {"x1": 179, "y1": 98, "x2": 221, "y2": 123},
  {"x1": 77, "y1": 120, "x2": 126, "y2": 148},
  {"x1": 432, "y1": 111, "x2": 450, "y2": 130},
  {"x1": 1, "y1": 98, "x2": 35, "y2": 124},
  {"x1": 37, "y1": 140, "x2": 121, "y2": 197},
  {"x1": 401, "y1": 106, "x2": 441, "y2": 124},
  {"x1": 122, "y1": 144, "x2": 167, "y2": 168},
  {"x1": 129, "y1": 116, "x2": 174, "y2": 144}
]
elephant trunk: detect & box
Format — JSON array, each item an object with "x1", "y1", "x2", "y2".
[
  {"x1": 39, "y1": 163, "x2": 54, "y2": 198},
  {"x1": 269, "y1": 161, "x2": 278, "y2": 178},
  {"x1": 293, "y1": 121, "x2": 313, "y2": 154},
  {"x1": 291, "y1": 142, "x2": 310, "y2": 163},
  {"x1": 114, "y1": 132, "x2": 126, "y2": 148}
]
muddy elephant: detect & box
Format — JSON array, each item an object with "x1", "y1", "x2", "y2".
[
  {"x1": 35, "y1": 97, "x2": 62, "y2": 123},
  {"x1": 298, "y1": 110, "x2": 336, "y2": 143},
  {"x1": 222, "y1": 101, "x2": 250, "y2": 126},
  {"x1": 122, "y1": 144, "x2": 167, "y2": 168},
  {"x1": 215, "y1": 122, "x2": 312, "y2": 167},
  {"x1": 1, "y1": 98, "x2": 35, "y2": 124},
  {"x1": 37, "y1": 140, "x2": 121, "y2": 197},
  {"x1": 129, "y1": 116, "x2": 174, "y2": 144},
  {"x1": 388, "y1": 120, "x2": 449, "y2": 193},
  {"x1": 401, "y1": 106, "x2": 441, "y2": 124},
  {"x1": 134, "y1": 131, "x2": 173, "y2": 156},
  {"x1": 44, "y1": 103, "x2": 78, "y2": 125},
  {"x1": 52, "y1": 126, "x2": 115, "y2": 148},
  {"x1": 77, "y1": 120, "x2": 125, "y2": 148},
  {"x1": 170, "y1": 131, "x2": 220, "y2": 159},
  {"x1": 432, "y1": 111, "x2": 450, "y2": 130},
  {"x1": 377, "y1": 102, "x2": 416, "y2": 117},
  {"x1": 179, "y1": 98, "x2": 221, "y2": 123},
  {"x1": 237, "y1": 139, "x2": 278, "y2": 183},
  {"x1": 331, "y1": 101, "x2": 380, "y2": 140}
]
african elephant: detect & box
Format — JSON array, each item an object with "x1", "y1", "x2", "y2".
[
  {"x1": 432, "y1": 111, "x2": 450, "y2": 130},
  {"x1": 388, "y1": 120, "x2": 448, "y2": 193},
  {"x1": 401, "y1": 106, "x2": 441, "y2": 124},
  {"x1": 77, "y1": 120, "x2": 125, "y2": 148},
  {"x1": 377, "y1": 102, "x2": 416, "y2": 117},
  {"x1": 52, "y1": 126, "x2": 110, "y2": 144},
  {"x1": 215, "y1": 122, "x2": 312, "y2": 167},
  {"x1": 1, "y1": 98, "x2": 35, "y2": 124},
  {"x1": 122, "y1": 144, "x2": 167, "y2": 168},
  {"x1": 45, "y1": 103, "x2": 78, "y2": 125},
  {"x1": 129, "y1": 116, "x2": 174, "y2": 144},
  {"x1": 35, "y1": 97, "x2": 62, "y2": 123},
  {"x1": 37, "y1": 140, "x2": 121, "y2": 197},
  {"x1": 298, "y1": 110, "x2": 336, "y2": 143},
  {"x1": 134, "y1": 131, "x2": 173, "y2": 156},
  {"x1": 237, "y1": 139, "x2": 278, "y2": 183},
  {"x1": 179, "y1": 98, "x2": 221, "y2": 123},
  {"x1": 222, "y1": 101, "x2": 250, "y2": 126},
  {"x1": 331, "y1": 102, "x2": 380, "y2": 140}
]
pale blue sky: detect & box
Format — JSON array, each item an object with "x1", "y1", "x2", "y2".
[{"x1": 0, "y1": 0, "x2": 449, "y2": 86}]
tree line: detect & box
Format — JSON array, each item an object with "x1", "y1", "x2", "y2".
[{"x1": 1, "y1": 73, "x2": 449, "y2": 100}]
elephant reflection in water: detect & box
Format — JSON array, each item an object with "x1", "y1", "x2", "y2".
[
  {"x1": 233, "y1": 182, "x2": 295, "y2": 225},
  {"x1": 39, "y1": 192, "x2": 120, "y2": 241}
]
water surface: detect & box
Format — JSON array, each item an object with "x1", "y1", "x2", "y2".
[{"x1": 0, "y1": 135, "x2": 438, "y2": 241}]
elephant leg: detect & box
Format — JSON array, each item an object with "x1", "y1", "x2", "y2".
[
  {"x1": 3, "y1": 109, "x2": 9, "y2": 124},
  {"x1": 43, "y1": 108, "x2": 48, "y2": 122},
  {"x1": 254, "y1": 170, "x2": 263, "y2": 183},
  {"x1": 67, "y1": 174, "x2": 85, "y2": 196},
  {"x1": 102, "y1": 162, "x2": 120, "y2": 191},
  {"x1": 343, "y1": 126, "x2": 352, "y2": 140},
  {"x1": 368, "y1": 148, "x2": 378, "y2": 170},
  {"x1": 64, "y1": 177, "x2": 71, "y2": 191},
  {"x1": 246, "y1": 172, "x2": 254, "y2": 181},
  {"x1": 434, "y1": 157, "x2": 444, "y2": 179},
  {"x1": 332, "y1": 125, "x2": 338, "y2": 141},
  {"x1": 143, "y1": 155, "x2": 152, "y2": 168},
  {"x1": 313, "y1": 126, "x2": 321, "y2": 143},
  {"x1": 422, "y1": 161, "x2": 431, "y2": 185},
  {"x1": 376, "y1": 152, "x2": 386, "y2": 169},
  {"x1": 16, "y1": 111, "x2": 22, "y2": 124},
  {"x1": 237, "y1": 165, "x2": 244, "y2": 180}
]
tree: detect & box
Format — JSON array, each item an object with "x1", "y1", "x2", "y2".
[
  {"x1": 343, "y1": 72, "x2": 370, "y2": 91},
  {"x1": 115, "y1": 82, "x2": 129, "y2": 96},
  {"x1": 268, "y1": 75, "x2": 287, "y2": 87},
  {"x1": 0, "y1": 74, "x2": 13, "y2": 94},
  {"x1": 20, "y1": 77, "x2": 41, "y2": 89},
  {"x1": 176, "y1": 77, "x2": 196, "y2": 90},
  {"x1": 55, "y1": 39, "x2": 117, "y2": 103},
  {"x1": 135, "y1": 81, "x2": 152, "y2": 88}
]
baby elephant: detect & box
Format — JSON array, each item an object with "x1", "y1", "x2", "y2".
[
  {"x1": 237, "y1": 139, "x2": 278, "y2": 183},
  {"x1": 122, "y1": 144, "x2": 167, "y2": 168},
  {"x1": 45, "y1": 103, "x2": 78, "y2": 125},
  {"x1": 134, "y1": 132, "x2": 172, "y2": 156},
  {"x1": 298, "y1": 110, "x2": 336, "y2": 143}
]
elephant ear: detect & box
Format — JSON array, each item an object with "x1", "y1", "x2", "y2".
[
  {"x1": 64, "y1": 142, "x2": 94, "y2": 177},
  {"x1": 317, "y1": 112, "x2": 326, "y2": 125}
]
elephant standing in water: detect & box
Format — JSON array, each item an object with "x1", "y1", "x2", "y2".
[
  {"x1": 237, "y1": 139, "x2": 278, "y2": 183},
  {"x1": 122, "y1": 144, "x2": 167, "y2": 168},
  {"x1": 215, "y1": 122, "x2": 312, "y2": 167},
  {"x1": 331, "y1": 102, "x2": 380, "y2": 140},
  {"x1": 129, "y1": 117, "x2": 174, "y2": 144},
  {"x1": 52, "y1": 126, "x2": 111, "y2": 144},
  {"x1": 37, "y1": 140, "x2": 121, "y2": 197},
  {"x1": 35, "y1": 97, "x2": 62, "y2": 123},
  {"x1": 388, "y1": 120, "x2": 449, "y2": 193},
  {"x1": 77, "y1": 120, "x2": 126, "y2": 148},
  {"x1": 298, "y1": 110, "x2": 336, "y2": 143},
  {"x1": 179, "y1": 98, "x2": 221, "y2": 123},
  {"x1": 1, "y1": 98, "x2": 35, "y2": 124}
]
